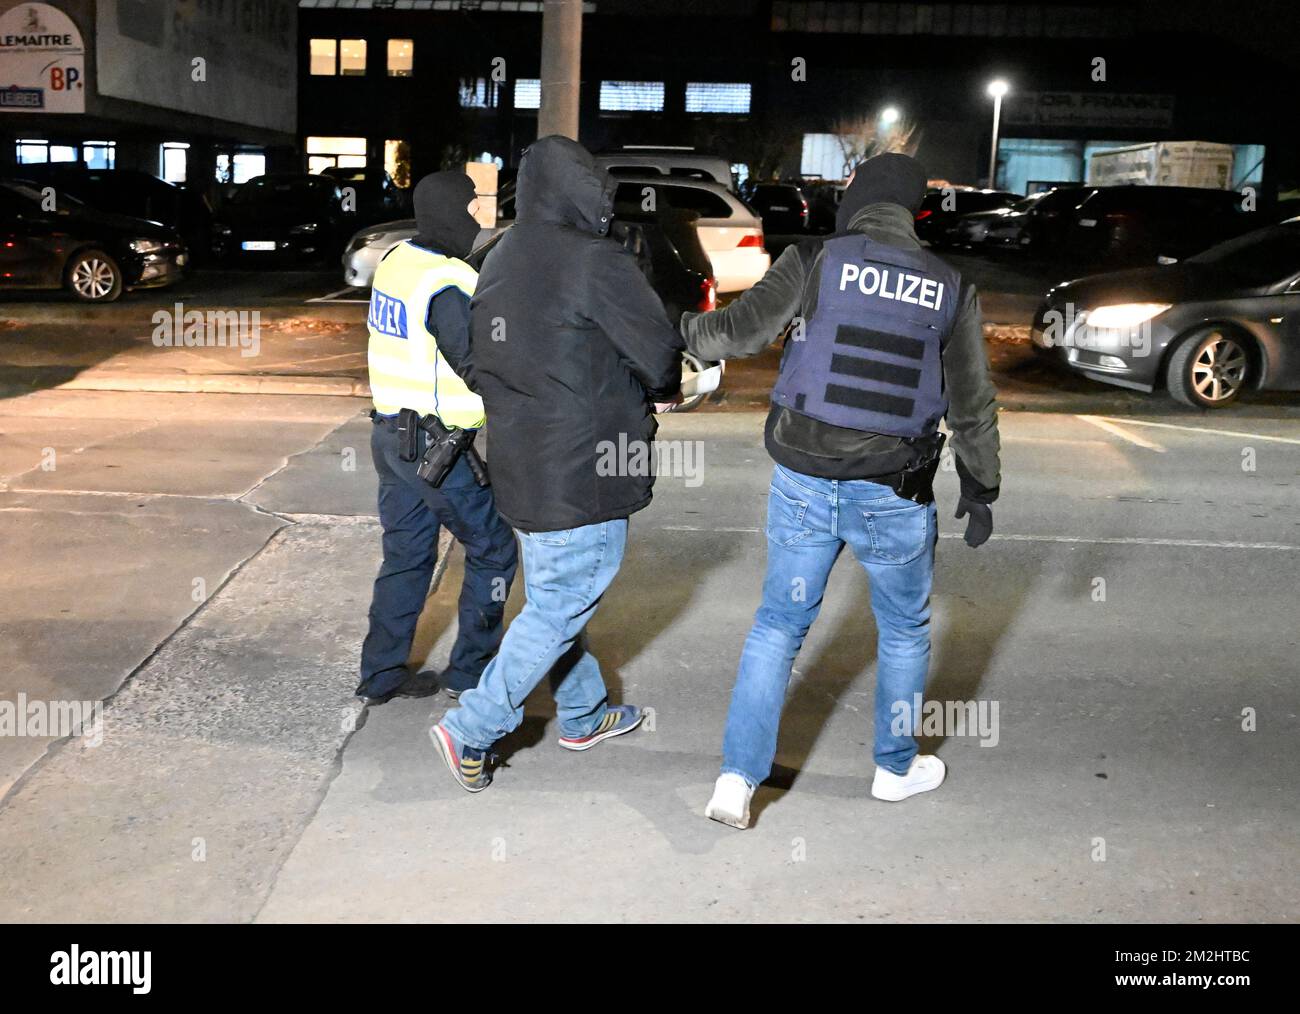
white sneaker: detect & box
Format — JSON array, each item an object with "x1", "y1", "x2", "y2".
[
  {"x1": 871, "y1": 754, "x2": 946, "y2": 802},
  {"x1": 705, "y1": 773, "x2": 755, "y2": 829}
]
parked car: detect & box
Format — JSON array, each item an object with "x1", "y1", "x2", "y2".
[
  {"x1": 948, "y1": 186, "x2": 1096, "y2": 251},
  {"x1": 319, "y1": 166, "x2": 410, "y2": 226},
  {"x1": 1030, "y1": 221, "x2": 1300, "y2": 407},
  {"x1": 613, "y1": 176, "x2": 768, "y2": 292},
  {"x1": 743, "y1": 182, "x2": 810, "y2": 234},
  {"x1": 11, "y1": 165, "x2": 212, "y2": 258},
  {"x1": 212, "y1": 174, "x2": 355, "y2": 263},
  {"x1": 1066, "y1": 185, "x2": 1253, "y2": 264},
  {"x1": 595, "y1": 147, "x2": 735, "y2": 191},
  {"x1": 914, "y1": 188, "x2": 1020, "y2": 246},
  {"x1": 803, "y1": 179, "x2": 845, "y2": 234},
  {"x1": 0, "y1": 180, "x2": 187, "y2": 302}
]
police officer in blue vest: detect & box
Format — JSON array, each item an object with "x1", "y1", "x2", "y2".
[
  {"x1": 356, "y1": 171, "x2": 517, "y2": 704},
  {"x1": 681, "y1": 154, "x2": 1002, "y2": 828}
]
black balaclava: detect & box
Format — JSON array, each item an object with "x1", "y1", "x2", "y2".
[
  {"x1": 836, "y1": 152, "x2": 928, "y2": 231},
  {"x1": 412, "y1": 170, "x2": 480, "y2": 258}
]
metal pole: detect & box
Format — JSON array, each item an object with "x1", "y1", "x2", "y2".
[
  {"x1": 538, "y1": 0, "x2": 582, "y2": 140},
  {"x1": 987, "y1": 93, "x2": 1002, "y2": 188}
]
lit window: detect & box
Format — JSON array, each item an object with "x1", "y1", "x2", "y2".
[
  {"x1": 310, "y1": 38, "x2": 337, "y2": 75},
  {"x1": 16, "y1": 139, "x2": 49, "y2": 164},
  {"x1": 340, "y1": 39, "x2": 367, "y2": 76},
  {"x1": 600, "y1": 81, "x2": 664, "y2": 112},
  {"x1": 459, "y1": 78, "x2": 499, "y2": 109},
  {"x1": 306, "y1": 137, "x2": 367, "y2": 174},
  {"x1": 160, "y1": 142, "x2": 189, "y2": 183},
  {"x1": 387, "y1": 39, "x2": 413, "y2": 77},
  {"x1": 232, "y1": 153, "x2": 265, "y2": 185},
  {"x1": 83, "y1": 141, "x2": 116, "y2": 169},
  {"x1": 385, "y1": 139, "x2": 411, "y2": 189},
  {"x1": 513, "y1": 78, "x2": 541, "y2": 110},
  {"x1": 686, "y1": 83, "x2": 751, "y2": 115}
]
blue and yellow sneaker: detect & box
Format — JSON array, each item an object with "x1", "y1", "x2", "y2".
[
  {"x1": 430, "y1": 723, "x2": 493, "y2": 793},
  {"x1": 558, "y1": 704, "x2": 644, "y2": 752}
]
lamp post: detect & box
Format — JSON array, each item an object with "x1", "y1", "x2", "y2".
[{"x1": 986, "y1": 79, "x2": 1009, "y2": 188}]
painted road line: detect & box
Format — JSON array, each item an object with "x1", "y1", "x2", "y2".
[
  {"x1": 658, "y1": 524, "x2": 1297, "y2": 551},
  {"x1": 1077, "y1": 415, "x2": 1166, "y2": 452},
  {"x1": 1096, "y1": 416, "x2": 1300, "y2": 447},
  {"x1": 307, "y1": 287, "x2": 368, "y2": 304}
]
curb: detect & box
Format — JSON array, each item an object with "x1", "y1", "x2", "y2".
[{"x1": 51, "y1": 373, "x2": 371, "y2": 397}]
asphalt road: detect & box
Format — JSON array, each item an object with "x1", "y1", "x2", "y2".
[{"x1": 1, "y1": 259, "x2": 1297, "y2": 922}]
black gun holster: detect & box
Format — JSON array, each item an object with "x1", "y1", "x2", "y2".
[
  {"x1": 880, "y1": 432, "x2": 947, "y2": 504},
  {"x1": 414, "y1": 413, "x2": 490, "y2": 489}
]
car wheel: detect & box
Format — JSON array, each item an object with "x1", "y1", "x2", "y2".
[
  {"x1": 66, "y1": 249, "x2": 123, "y2": 302},
  {"x1": 677, "y1": 351, "x2": 714, "y2": 412},
  {"x1": 1166, "y1": 328, "x2": 1250, "y2": 409}
]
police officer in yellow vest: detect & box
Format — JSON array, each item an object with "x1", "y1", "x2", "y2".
[{"x1": 358, "y1": 171, "x2": 518, "y2": 704}]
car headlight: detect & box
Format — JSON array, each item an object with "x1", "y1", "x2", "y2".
[
  {"x1": 129, "y1": 238, "x2": 165, "y2": 254},
  {"x1": 1085, "y1": 303, "x2": 1171, "y2": 328},
  {"x1": 290, "y1": 223, "x2": 320, "y2": 235}
]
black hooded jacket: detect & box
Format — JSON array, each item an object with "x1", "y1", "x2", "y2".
[{"x1": 464, "y1": 136, "x2": 684, "y2": 532}]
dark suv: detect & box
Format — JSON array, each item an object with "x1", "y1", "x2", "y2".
[{"x1": 1067, "y1": 185, "x2": 1253, "y2": 264}]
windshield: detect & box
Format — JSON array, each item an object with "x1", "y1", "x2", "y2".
[
  {"x1": 1009, "y1": 191, "x2": 1049, "y2": 212},
  {"x1": 1185, "y1": 225, "x2": 1300, "y2": 285},
  {"x1": 232, "y1": 177, "x2": 336, "y2": 207},
  {"x1": 4, "y1": 181, "x2": 85, "y2": 209}
]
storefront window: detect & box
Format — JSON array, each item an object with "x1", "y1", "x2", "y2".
[
  {"x1": 82, "y1": 141, "x2": 116, "y2": 169},
  {"x1": 160, "y1": 142, "x2": 189, "y2": 184}
]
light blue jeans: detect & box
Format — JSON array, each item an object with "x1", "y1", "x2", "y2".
[
  {"x1": 442, "y1": 518, "x2": 628, "y2": 751},
  {"x1": 722, "y1": 464, "x2": 937, "y2": 784}
]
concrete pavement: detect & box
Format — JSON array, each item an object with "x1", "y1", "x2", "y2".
[{"x1": 4, "y1": 387, "x2": 1295, "y2": 922}]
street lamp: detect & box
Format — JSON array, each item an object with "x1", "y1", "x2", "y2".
[
  {"x1": 986, "y1": 78, "x2": 1009, "y2": 188},
  {"x1": 880, "y1": 106, "x2": 900, "y2": 128}
]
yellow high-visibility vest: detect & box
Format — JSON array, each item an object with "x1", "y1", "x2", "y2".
[{"x1": 366, "y1": 240, "x2": 486, "y2": 428}]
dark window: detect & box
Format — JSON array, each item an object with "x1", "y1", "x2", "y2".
[{"x1": 1186, "y1": 226, "x2": 1300, "y2": 285}]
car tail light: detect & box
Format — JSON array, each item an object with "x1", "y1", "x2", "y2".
[
  {"x1": 737, "y1": 232, "x2": 764, "y2": 248},
  {"x1": 915, "y1": 209, "x2": 933, "y2": 220},
  {"x1": 698, "y1": 277, "x2": 717, "y2": 312}
]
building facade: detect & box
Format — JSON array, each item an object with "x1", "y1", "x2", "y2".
[{"x1": 0, "y1": 0, "x2": 298, "y2": 199}]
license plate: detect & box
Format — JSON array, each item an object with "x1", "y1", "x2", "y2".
[{"x1": 241, "y1": 240, "x2": 276, "y2": 251}]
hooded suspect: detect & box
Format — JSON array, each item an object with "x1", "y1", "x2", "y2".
[{"x1": 464, "y1": 136, "x2": 684, "y2": 532}]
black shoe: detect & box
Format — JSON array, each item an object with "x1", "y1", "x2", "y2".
[
  {"x1": 439, "y1": 671, "x2": 479, "y2": 700},
  {"x1": 355, "y1": 683, "x2": 400, "y2": 706},
  {"x1": 396, "y1": 669, "x2": 442, "y2": 699}
]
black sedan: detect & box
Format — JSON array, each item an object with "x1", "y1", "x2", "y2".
[
  {"x1": 0, "y1": 181, "x2": 187, "y2": 302},
  {"x1": 914, "y1": 188, "x2": 1019, "y2": 246},
  {"x1": 1031, "y1": 222, "x2": 1300, "y2": 407},
  {"x1": 212, "y1": 174, "x2": 355, "y2": 264}
]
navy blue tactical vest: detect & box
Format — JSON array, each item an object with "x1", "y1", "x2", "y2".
[{"x1": 772, "y1": 234, "x2": 961, "y2": 438}]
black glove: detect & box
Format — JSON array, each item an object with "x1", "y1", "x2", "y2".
[{"x1": 954, "y1": 497, "x2": 993, "y2": 548}]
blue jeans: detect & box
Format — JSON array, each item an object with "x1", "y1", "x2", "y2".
[
  {"x1": 442, "y1": 518, "x2": 628, "y2": 751},
  {"x1": 721, "y1": 464, "x2": 937, "y2": 784},
  {"x1": 359, "y1": 418, "x2": 518, "y2": 698}
]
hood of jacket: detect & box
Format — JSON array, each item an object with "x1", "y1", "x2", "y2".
[
  {"x1": 413, "y1": 170, "x2": 480, "y2": 258},
  {"x1": 515, "y1": 135, "x2": 616, "y2": 236},
  {"x1": 843, "y1": 201, "x2": 923, "y2": 249}
]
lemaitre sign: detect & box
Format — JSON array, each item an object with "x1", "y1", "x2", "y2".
[{"x1": 0, "y1": 3, "x2": 86, "y2": 113}]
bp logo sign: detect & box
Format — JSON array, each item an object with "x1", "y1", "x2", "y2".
[{"x1": 0, "y1": 3, "x2": 86, "y2": 113}]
